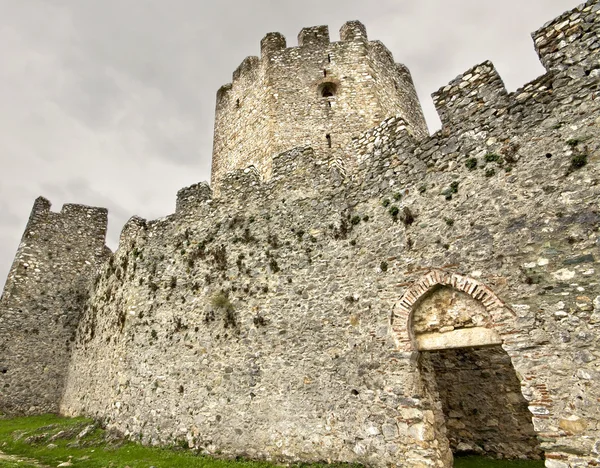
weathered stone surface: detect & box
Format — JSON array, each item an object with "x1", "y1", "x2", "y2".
[
  {"x1": 1, "y1": 1, "x2": 600, "y2": 468},
  {"x1": 211, "y1": 22, "x2": 428, "y2": 189}
]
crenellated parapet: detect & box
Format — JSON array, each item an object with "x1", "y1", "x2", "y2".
[
  {"x1": 119, "y1": 216, "x2": 148, "y2": 247},
  {"x1": 432, "y1": 61, "x2": 508, "y2": 130},
  {"x1": 218, "y1": 166, "x2": 261, "y2": 201},
  {"x1": 347, "y1": 115, "x2": 413, "y2": 167},
  {"x1": 533, "y1": 0, "x2": 599, "y2": 72},
  {"x1": 297, "y1": 25, "x2": 330, "y2": 47},
  {"x1": 339, "y1": 20, "x2": 368, "y2": 42},
  {"x1": 211, "y1": 19, "x2": 428, "y2": 187},
  {"x1": 176, "y1": 182, "x2": 212, "y2": 214}
]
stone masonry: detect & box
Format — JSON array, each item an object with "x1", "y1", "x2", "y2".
[
  {"x1": 211, "y1": 21, "x2": 428, "y2": 188},
  {"x1": 1, "y1": 2, "x2": 600, "y2": 467},
  {"x1": 0, "y1": 198, "x2": 108, "y2": 414}
]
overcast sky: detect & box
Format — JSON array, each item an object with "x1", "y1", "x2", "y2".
[{"x1": 0, "y1": 0, "x2": 577, "y2": 290}]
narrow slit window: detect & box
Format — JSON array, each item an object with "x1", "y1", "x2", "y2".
[
  {"x1": 236, "y1": 99, "x2": 240, "y2": 108},
  {"x1": 327, "y1": 54, "x2": 331, "y2": 63},
  {"x1": 326, "y1": 134, "x2": 332, "y2": 148},
  {"x1": 323, "y1": 69, "x2": 327, "y2": 77}
]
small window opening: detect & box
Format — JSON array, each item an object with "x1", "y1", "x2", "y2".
[
  {"x1": 323, "y1": 69, "x2": 327, "y2": 77},
  {"x1": 235, "y1": 99, "x2": 240, "y2": 108},
  {"x1": 319, "y1": 82, "x2": 337, "y2": 98},
  {"x1": 327, "y1": 101, "x2": 332, "y2": 108},
  {"x1": 327, "y1": 54, "x2": 331, "y2": 63},
  {"x1": 1, "y1": 368, "x2": 7, "y2": 374},
  {"x1": 546, "y1": 153, "x2": 552, "y2": 159},
  {"x1": 326, "y1": 134, "x2": 332, "y2": 148}
]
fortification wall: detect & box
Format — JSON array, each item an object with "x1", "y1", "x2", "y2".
[
  {"x1": 60, "y1": 3, "x2": 600, "y2": 467},
  {"x1": 0, "y1": 198, "x2": 108, "y2": 414},
  {"x1": 211, "y1": 21, "x2": 428, "y2": 187}
]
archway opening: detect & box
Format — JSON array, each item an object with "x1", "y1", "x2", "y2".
[
  {"x1": 420, "y1": 346, "x2": 543, "y2": 462},
  {"x1": 410, "y1": 285, "x2": 543, "y2": 465}
]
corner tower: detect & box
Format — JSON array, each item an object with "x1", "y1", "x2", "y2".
[
  {"x1": 0, "y1": 198, "x2": 109, "y2": 414},
  {"x1": 211, "y1": 21, "x2": 428, "y2": 187}
]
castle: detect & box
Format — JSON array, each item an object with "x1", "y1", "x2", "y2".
[{"x1": 1, "y1": 2, "x2": 599, "y2": 467}]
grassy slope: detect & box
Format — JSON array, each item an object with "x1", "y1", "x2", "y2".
[
  {"x1": 0, "y1": 415, "x2": 544, "y2": 468},
  {"x1": 0, "y1": 414, "x2": 275, "y2": 468}
]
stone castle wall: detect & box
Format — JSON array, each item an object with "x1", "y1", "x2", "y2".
[
  {"x1": 0, "y1": 198, "x2": 108, "y2": 414},
  {"x1": 211, "y1": 21, "x2": 428, "y2": 188},
  {"x1": 1, "y1": 1, "x2": 599, "y2": 467}
]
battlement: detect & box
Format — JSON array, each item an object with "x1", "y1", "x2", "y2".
[
  {"x1": 298, "y1": 25, "x2": 330, "y2": 47},
  {"x1": 232, "y1": 56, "x2": 260, "y2": 83},
  {"x1": 263, "y1": 20, "x2": 368, "y2": 56},
  {"x1": 432, "y1": 61, "x2": 508, "y2": 129},
  {"x1": 533, "y1": 0, "x2": 600, "y2": 71},
  {"x1": 212, "y1": 19, "x2": 428, "y2": 187},
  {"x1": 260, "y1": 32, "x2": 287, "y2": 57},
  {"x1": 340, "y1": 20, "x2": 368, "y2": 42},
  {"x1": 18, "y1": 197, "x2": 108, "y2": 246},
  {"x1": 176, "y1": 182, "x2": 212, "y2": 214}
]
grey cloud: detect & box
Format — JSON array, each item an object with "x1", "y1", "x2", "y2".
[
  {"x1": 0, "y1": 203, "x2": 22, "y2": 227},
  {"x1": 0, "y1": 0, "x2": 581, "y2": 291}
]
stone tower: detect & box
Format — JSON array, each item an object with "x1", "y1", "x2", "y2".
[
  {"x1": 211, "y1": 21, "x2": 428, "y2": 186},
  {"x1": 0, "y1": 197, "x2": 108, "y2": 414}
]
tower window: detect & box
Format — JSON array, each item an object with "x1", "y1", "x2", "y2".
[
  {"x1": 236, "y1": 98, "x2": 240, "y2": 108},
  {"x1": 326, "y1": 134, "x2": 332, "y2": 148},
  {"x1": 318, "y1": 82, "x2": 337, "y2": 98},
  {"x1": 327, "y1": 54, "x2": 331, "y2": 63}
]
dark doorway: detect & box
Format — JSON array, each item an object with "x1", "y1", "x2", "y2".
[{"x1": 420, "y1": 345, "x2": 543, "y2": 462}]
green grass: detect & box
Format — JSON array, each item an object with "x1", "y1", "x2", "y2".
[
  {"x1": 454, "y1": 455, "x2": 544, "y2": 468},
  {"x1": 0, "y1": 414, "x2": 276, "y2": 468},
  {"x1": 0, "y1": 415, "x2": 545, "y2": 468}
]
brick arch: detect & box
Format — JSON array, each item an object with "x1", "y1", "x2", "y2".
[{"x1": 392, "y1": 269, "x2": 516, "y2": 351}]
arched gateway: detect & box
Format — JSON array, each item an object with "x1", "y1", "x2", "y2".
[{"x1": 395, "y1": 270, "x2": 543, "y2": 466}]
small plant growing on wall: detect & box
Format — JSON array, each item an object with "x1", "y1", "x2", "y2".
[
  {"x1": 253, "y1": 314, "x2": 267, "y2": 327},
  {"x1": 400, "y1": 207, "x2": 415, "y2": 226},
  {"x1": 441, "y1": 181, "x2": 459, "y2": 200},
  {"x1": 211, "y1": 291, "x2": 236, "y2": 328},
  {"x1": 484, "y1": 153, "x2": 501, "y2": 163},
  {"x1": 570, "y1": 153, "x2": 588, "y2": 170},
  {"x1": 465, "y1": 158, "x2": 478, "y2": 171},
  {"x1": 389, "y1": 205, "x2": 400, "y2": 220},
  {"x1": 210, "y1": 245, "x2": 228, "y2": 271},
  {"x1": 267, "y1": 233, "x2": 280, "y2": 249},
  {"x1": 269, "y1": 258, "x2": 280, "y2": 273},
  {"x1": 333, "y1": 216, "x2": 350, "y2": 240}
]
